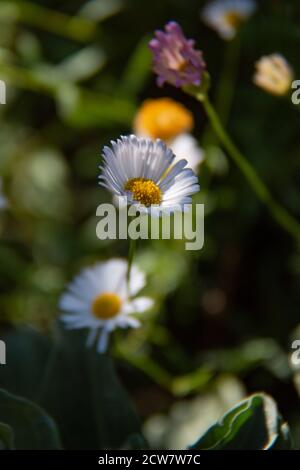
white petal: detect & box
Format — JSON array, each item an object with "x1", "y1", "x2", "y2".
[
  {"x1": 201, "y1": 0, "x2": 256, "y2": 40},
  {"x1": 59, "y1": 293, "x2": 89, "y2": 313},
  {"x1": 97, "y1": 328, "x2": 110, "y2": 353},
  {"x1": 112, "y1": 314, "x2": 141, "y2": 329},
  {"x1": 123, "y1": 297, "x2": 154, "y2": 314},
  {"x1": 100, "y1": 135, "x2": 176, "y2": 198},
  {"x1": 159, "y1": 159, "x2": 188, "y2": 189},
  {"x1": 61, "y1": 317, "x2": 91, "y2": 329},
  {"x1": 120, "y1": 317, "x2": 141, "y2": 328},
  {"x1": 170, "y1": 133, "x2": 204, "y2": 172},
  {"x1": 59, "y1": 258, "x2": 152, "y2": 341},
  {"x1": 128, "y1": 265, "x2": 146, "y2": 296},
  {"x1": 0, "y1": 178, "x2": 7, "y2": 210},
  {"x1": 86, "y1": 328, "x2": 98, "y2": 347}
]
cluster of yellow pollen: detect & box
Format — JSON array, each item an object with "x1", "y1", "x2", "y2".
[
  {"x1": 134, "y1": 98, "x2": 194, "y2": 141},
  {"x1": 92, "y1": 292, "x2": 122, "y2": 320},
  {"x1": 224, "y1": 11, "x2": 245, "y2": 29},
  {"x1": 125, "y1": 178, "x2": 162, "y2": 206}
]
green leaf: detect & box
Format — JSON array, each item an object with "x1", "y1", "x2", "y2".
[
  {"x1": 122, "y1": 432, "x2": 149, "y2": 450},
  {"x1": 0, "y1": 1, "x2": 97, "y2": 42},
  {"x1": 55, "y1": 46, "x2": 106, "y2": 82},
  {"x1": 39, "y1": 328, "x2": 143, "y2": 450},
  {"x1": 0, "y1": 423, "x2": 14, "y2": 450},
  {"x1": 0, "y1": 388, "x2": 61, "y2": 449},
  {"x1": 0, "y1": 326, "x2": 51, "y2": 401},
  {"x1": 201, "y1": 338, "x2": 290, "y2": 380},
  {"x1": 189, "y1": 393, "x2": 293, "y2": 450},
  {"x1": 79, "y1": 0, "x2": 123, "y2": 22},
  {"x1": 119, "y1": 35, "x2": 152, "y2": 99},
  {"x1": 56, "y1": 84, "x2": 135, "y2": 128},
  {"x1": 11, "y1": 148, "x2": 71, "y2": 220}
]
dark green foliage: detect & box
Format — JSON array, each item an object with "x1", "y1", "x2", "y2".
[
  {"x1": 38, "y1": 328, "x2": 144, "y2": 450},
  {"x1": 190, "y1": 393, "x2": 292, "y2": 450},
  {"x1": 0, "y1": 389, "x2": 61, "y2": 449},
  {"x1": 0, "y1": 423, "x2": 14, "y2": 450},
  {"x1": 0, "y1": 326, "x2": 51, "y2": 401},
  {"x1": 0, "y1": 0, "x2": 300, "y2": 450}
]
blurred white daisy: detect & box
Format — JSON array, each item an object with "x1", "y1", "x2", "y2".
[
  {"x1": 0, "y1": 178, "x2": 7, "y2": 210},
  {"x1": 133, "y1": 98, "x2": 204, "y2": 172},
  {"x1": 59, "y1": 258, "x2": 153, "y2": 353},
  {"x1": 170, "y1": 134, "x2": 204, "y2": 172},
  {"x1": 253, "y1": 53, "x2": 294, "y2": 96},
  {"x1": 201, "y1": 0, "x2": 256, "y2": 40},
  {"x1": 99, "y1": 135, "x2": 199, "y2": 217}
]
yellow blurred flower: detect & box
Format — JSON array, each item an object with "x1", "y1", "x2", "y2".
[
  {"x1": 134, "y1": 98, "x2": 194, "y2": 141},
  {"x1": 133, "y1": 98, "x2": 204, "y2": 172},
  {"x1": 253, "y1": 53, "x2": 294, "y2": 96}
]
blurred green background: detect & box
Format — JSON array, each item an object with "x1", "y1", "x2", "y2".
[{"x1": 1, "y1": 0, "x2": 300, "y2": 449}]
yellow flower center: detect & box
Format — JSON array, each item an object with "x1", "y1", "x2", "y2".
[
  {"x1": 92, "y1": 292, "x2": 122, "y2": 320},
  {"x1": 134, "y1": 98, "x2": 194, "y2": 141},
  {"x1": 125, "y1": 178, "x2": 162, "y2": 206},
  {"x1": 224, "y1": 11, "x2": 244, "y2": 29}
]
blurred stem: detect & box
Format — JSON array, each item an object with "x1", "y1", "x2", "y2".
[
  {"x1": 127, "y1": 238, "x2": 136, "y2": 285},
  {"x1": 0, "y1": 1, "x2": 97, "y2": 42},
  {"x1": 215, "y1": 37, "x2": 240, "y2": 126},
  {"x1": 118, "y1": 350, "x2": 172, "y2": 390},
  {"x1": 115, "y1": 345, "x2": 213, "y2": 396},
  {"x1": 202, "y1": 37, "x2": 240, "y2": 147},
  {"x1": 201, "y1": 95, "x2": 300, "y2": 243}
]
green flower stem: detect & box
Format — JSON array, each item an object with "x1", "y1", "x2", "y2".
[
  {"x1": 126, "y1": 237, "x2": 136, "y2": 285},
  {"x1": 115, "y1": 344, "x2": 213, "y2": 396},
  {"x1": 215, "y1": 36, "x2": 241, "y2": 126},
  {"x1": 201, "y1": 95, "x2": 300, "y2": 242}
]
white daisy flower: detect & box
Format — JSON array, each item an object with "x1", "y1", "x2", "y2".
[
  {"x1": 170, "y1": 133, "x2": 204, "y2": 172},
  {"x1": 99, "y1": 135, "x2": 200, "y2": 217},
  {"x1": 201, "y1": 0, "x2": 256, "y2": 40},
  {"x1": 0, "y1": 178, "x2": 7, "y2": 210},
  {"x1": 59, "y1": 258, "x2": 153, "y2": 353}
]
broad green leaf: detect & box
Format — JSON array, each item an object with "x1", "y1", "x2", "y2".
[
  {"x1": 39, "y1": 327, "x2": 143, "y2": 450},
  {"x1": 87, "y1": 347, "x2": 144, "y2": 449},
  {"x1": 0, "y1": 326, "x2": 51, "y2": 401},
  {"x1": 0, "y1": 423, "x2": 14, "y2": 450},
  {"x1": 122, "y1": 433, "x2": 149, "y2": 450},
  {"x1": 0, "y1": 388, "x2": 61, "y2": 449},
  {"x1": 189, "y1": 393, "x2": 292, "y2": 450}
]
